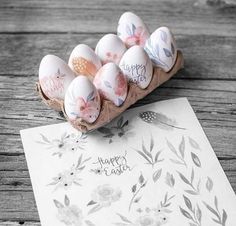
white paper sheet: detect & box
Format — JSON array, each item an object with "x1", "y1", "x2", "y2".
[{"x1": 20, "y1": 98, "x2": 236, "y2": 226}]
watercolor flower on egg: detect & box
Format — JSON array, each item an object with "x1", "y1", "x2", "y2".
[
  {"x1": 87, "y1": 184, "x2": 122, "y2": 214},
  {"x1": 124, "y1": 24, "x2": 149, "y2": 47},
  {"x1": 72, "y1": 57, "x2": 97, "y2": 77},
  {"x1": 114, "y1": 71, "x2": 127, "y2": 97},
  {"x1": 74, "y1": 91, "x2": 100, "y2": 123},
  {"x1": 40, "y1": 68, "x2": 65, "y2": 99}
]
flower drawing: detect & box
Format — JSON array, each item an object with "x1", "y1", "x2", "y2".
[
  {"x1": 37, "y1": 132, "x2": 87, "y2": 158},
  {"x1": 97, "y1": 116, "x2": 133, "y2": 143},
  {"x1": 48, "y1": 154, "x2": 91, "y2": 190},
  {"x1": 133, "y1": 212, "x2": 168, "y2": 226},
  {"x1": 87, "y1": 184, "x2": 122, "y2": 214},
  {"x1": 114, "y1": 71, "x2": 127, "y2": 97},
  {"x1": 72, "y1": 92, "x2": 100, "y2": 123},
  {"x1": 39, "y1": 68, "x2": 65, "y2": 99},
  {"x1": 125, "y1": 24, "x2": 149, "y2": 47},
  {"x1": 54, "y1": 195, "x2": 83, "y2": 226}
]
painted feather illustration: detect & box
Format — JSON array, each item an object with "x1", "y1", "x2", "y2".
[{"x1": 139, "y1": 111, "x2": 186, "y2": 130}]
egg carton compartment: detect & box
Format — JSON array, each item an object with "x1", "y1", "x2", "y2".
[{"x1": 36, "y1": 50, "x2": 183, "y2": 132}]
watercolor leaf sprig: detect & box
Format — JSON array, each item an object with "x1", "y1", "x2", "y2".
[
  {"x1": 167, "y1": 136, "x2": 187, "y2": 168},
  {"x1": 179, "y1": 195, "x2": 202, "y2": 226},
  {"x1": 134, "y1": 135, "x2": 164, "y2": 168},
  {"x1": 203, "y1": 196, "x2": 227, "y2": 226},
  {"x1": 129, "y1": 173, "x2": 147, "y2": 211},
  {"x1": 177, "y1": 168, "x2": 200, "y2": 195}
]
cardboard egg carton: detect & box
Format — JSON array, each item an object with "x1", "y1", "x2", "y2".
[{"x1": 36, "y1": 50, "x2": 184, "y2": 132}]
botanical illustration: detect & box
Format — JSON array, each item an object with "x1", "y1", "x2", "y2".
[
  {"x1": 139, "y1": 111, "x2": 186, "y2": 130},
  {"x1": 119, "y1": 23, "x2": 149, "y2": 47},
  {"x1": 166, "y1": 137, "x2": 187, "y2": 168},
  {"x1": 203, "y1": 196, "x2": 227, "y2": 226},
  {"x1": 144, "y1": 32, "x2": 175, "y2": 68},
  {"x1": 97, "y1": 116, "x2": 134, "y2": 143},
  {"x1": 39, "y1": 68, "x2": 66, "y2": 99},
  {"x1": 179, "y1": 195, "x2": 202, "y2": 226},
  {"x1": 177, "y1": 168, "x2": 201, "y2": 195},
  {"x1": 188, "y1": 137, "x2": 201, "y2": 150},
  {"x1": 133, "y1": 135, "x2": 164, "y2": 168},
  {"x1": 48, "y1": 154, "x2": 91, "y2": 190},
  {"x1": 129, "y1": 173, "x2": 147, "y2": 211},
  {"x1": 87, "y1": 184, "x2": 122, "y2": 214},
  {"x1": 115, "y1": 192, "x2": 175, "y2": 226},
  {"x1": 165, "y1": 172, "x2": 175, "y2": 188},
  {"x1": 54, "y1": 195, "x2": 96, "y2": 226},
  {"x1": 37, "y1": 132, "x2": 87, "y2": 157}
]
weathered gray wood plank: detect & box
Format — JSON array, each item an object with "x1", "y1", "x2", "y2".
[
  {"x1": 0, "y1": 0, "x2": 236, "y2": 36},
  {"x1": 0, "y1": 34, "x2": 236, "y2": 78},
  {"x1": 0, "y1": 223, "x2": 40, "y2": 226}
]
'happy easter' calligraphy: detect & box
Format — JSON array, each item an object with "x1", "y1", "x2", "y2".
[{"x1": 92, "y1": 153, "x2": 132, "y2": 176}]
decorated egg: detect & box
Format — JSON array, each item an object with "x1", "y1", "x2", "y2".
[
  {"x1": 93, "y1": 62, "x2": 128, "y2": 106},
  {"x1": 119, "y1": 45, "x2": 153, "y2": 89},
  {"x1": 144, "y1": 26, "x2": 177, "y2": 72},
  {"x1": 95, "y1": 34, "x2": 127, "y2": 65},
  {"x1": 64, "y1": 76, "x2": 101, "y2": 123},
  {"x1": 39, "y1": 55, "x2": 76, "y2": 100},
  {"x1": 68, "y1": 44, "x2": 102, "y2": 78},
  {"x1": 117, "y1": 12, "x2": 150, "y2": 48}
]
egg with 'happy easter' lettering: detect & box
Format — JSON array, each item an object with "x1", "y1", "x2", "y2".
[
  {"x1": 144, "y1": 26, "x2": 177, "y2": 72},
  {"x1": 119, "y1": 45, "x2": 153, "y2": 89},
  {"x1": 64, "y1": 75, "x2": 101, "y2": 123},
  {"x1": 68, "y1": 44, "x2": 102, "y2": 78},
  {"x1": 117, "y1": 12, "x2": 150, "y2": 48},
  {"x1": 95, "y1": 34, "x2": 127, "y2": 65},
  {"x1": 39, "y1": 55, "x2": 76, "y2": 100},
  {"x1": 93, "y1": 62, "x2": 128, "y2": 106}
]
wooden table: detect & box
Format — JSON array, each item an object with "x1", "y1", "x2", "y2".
[{"x1": 0, "y1": 0, "x2": 235, "y2": 225}]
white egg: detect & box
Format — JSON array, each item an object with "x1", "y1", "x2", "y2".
[
  {"x1": 68, "y1": 44, "x2": 102, "y2": 78},
  {"x1": 117, "y1": 11, "x2": 150, "y2": 48},
  {"x1": 93, "y1": 62, "x2": 128, "y2": 106},
  {"x1": 39, "y1": 55, "x2": 76, "y2": 100},
  {"x1": 95, "y1": 34, "x2": 127, "y2": 65},
  {"x1": 119, "y1": 45, "x2": 153, "y2": 89},
  {"x1": 64, "y1": 75, "x2": 101, "y2": 123},
  {"x1": 144, "y1": 26, "x2": 177, "y2": 72}
]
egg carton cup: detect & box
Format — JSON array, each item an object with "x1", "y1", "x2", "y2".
[{"x1": 57, "y1": 50, "x2": 183, "y2": 133}]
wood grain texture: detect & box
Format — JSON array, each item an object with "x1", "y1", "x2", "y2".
[{"x1": 0, "y1": 0, "x2": 236, "y2": 225}]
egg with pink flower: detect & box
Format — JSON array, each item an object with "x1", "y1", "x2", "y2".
[
  {"x1": 95, "y1": 34, "x2": 127, "y2": 65},
  {"x1": 39, "y1": 55, "x2": 76, "y2": 100},
  {"x1": 93, "y1": 62, "x2": 128, "y2": 106},
  {"x1": 117, "y1": 12, "x2": 150, "y2": 48},
  {"x1": 64, "y1": 76, "x2": 101, "y2": 123}
]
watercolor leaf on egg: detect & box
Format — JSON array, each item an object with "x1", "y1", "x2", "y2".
[
  {"x1": 104, "y1": 80, "x2": 112, "y2": 89},
  {"x1": 163, "y1": 48, "x2": 172, "y2": 58},
  {"x1": 160, "y1": 30, "x2": 168, "y2": 43},
  {"x1": 126, "y1": 24, "x2": 132, "y2": 36},
  {"x1": 87, "y1": 90, "x2": 95, "y2": 102}
]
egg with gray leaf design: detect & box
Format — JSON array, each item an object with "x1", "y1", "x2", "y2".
[
  {"x1": 64, "y1": 76, "x2": 101, "y2": 123},
  {"x1": 144, "y1": 27, "x2": 177, "y2": 72}
]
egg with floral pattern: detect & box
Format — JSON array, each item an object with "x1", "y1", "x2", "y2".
[
  {"x1": 95, "y1": 34, "x2": 127, "y2": 65},
  {"x1": 144, "y1": 26, "x2": 177, "y2": 72},
  {"x1": 68, "y1": 44, "x2": 102, "y2": 78},
  {"x1": 93, "y1": 63, "x2": 128, "y2": 106},
  {"x1": 119, "y1": 45, "x2": 153, "y2": 89},
  {"x1": 64, "y1": 76, "x2": 101, "y2": 123},
  {"x1": 117, "y1": 12, "x2": 150, "y2": 48},
  {"x1": 39, "y1": 55, "x2": 76, "y2": 100}
]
